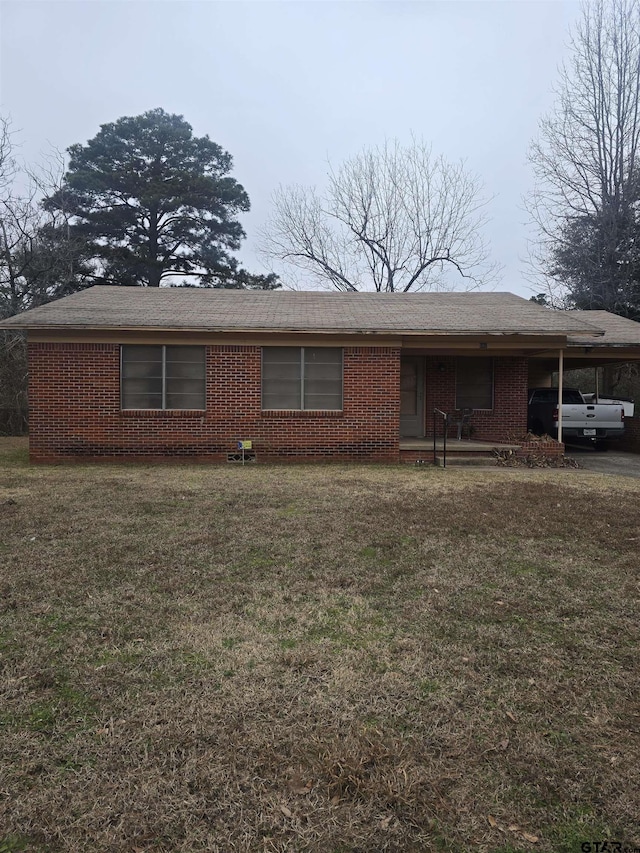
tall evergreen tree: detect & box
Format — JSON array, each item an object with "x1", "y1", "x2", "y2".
[
  {"x1": 550, "y1": 207, "x2": 640, "y2": 319},
  {"x1": 44, "y1": 108, "x2": 279, "y2": 289}
]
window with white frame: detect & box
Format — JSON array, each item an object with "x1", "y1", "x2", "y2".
[
  {"x1": 121, "y1": 345, "x2": 206, "y2": 410},
  {"x1": 262, "y1": 347, "x2": 343, "y2": 410},
  {"x1": 456, "y1": 358, "x2": 494, "y2": 410}
]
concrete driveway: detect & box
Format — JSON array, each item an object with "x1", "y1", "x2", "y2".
[{"x1": 564, "y1": 444, "x2": 640, "y2": 478}]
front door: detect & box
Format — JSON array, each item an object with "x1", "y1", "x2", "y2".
[{"x1": 400, "y1": 357, "x2": 425, "y2": 437}]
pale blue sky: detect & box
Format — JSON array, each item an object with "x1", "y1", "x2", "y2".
[{"x1": 0, "y1": 0, "x2": 580, "y2": 295}]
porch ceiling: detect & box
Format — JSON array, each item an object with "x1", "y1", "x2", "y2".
[{"x1": 530, "y1": 348, "x2": 640, "y2": 370}]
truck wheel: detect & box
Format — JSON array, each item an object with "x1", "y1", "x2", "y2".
[{"x1": 530, "y1": 419, "x2": 544, "y2": 436}]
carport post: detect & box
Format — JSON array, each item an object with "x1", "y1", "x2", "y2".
[{"x1": 558, "y1": 349, "x2": 564, "y2": 444}]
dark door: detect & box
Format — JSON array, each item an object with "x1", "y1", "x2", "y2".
[{"x1": 400, "y1": 357, "x2": 425, "y2": 437}]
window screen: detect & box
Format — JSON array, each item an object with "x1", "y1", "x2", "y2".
[
  {"x1": 262, "y1": 347, "x2": 343, "y2": 410},
  {"x1": 456, "y1": 358, "x2": 493, "y2": 410},
  {"x1": 400, "y1": 359, "x2": 418, "y2": 415},
  {"x1": 121, "y1": 345, "x2": 205, "y2": 410}
]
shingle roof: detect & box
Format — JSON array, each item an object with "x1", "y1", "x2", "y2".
[
  {"x1": 0, "y1": 286, "x2": 606, "y2": 336},
  {"x1": 567, "y1": 310, "x2": 640, "y2": 346}
]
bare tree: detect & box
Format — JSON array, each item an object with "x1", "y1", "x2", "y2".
[
  {"x1": 0, "y1": 328, "x2": 27, "y2": 435},
  {"x1": 0, "y1": 120, "x2": 90, "y2": 319},
  {"x1": 528, "y1": 0, "x2": 640, "y2": 318},
  {"x1": 260, "y1": 139, "x2": 499, "y2": 292},
  {"x1": 0, "y1": 118, "x2": 89, "y2": 433},
  {"x1": 0, "y1": 183, "x2": 45, "y2": 317},
  {"x1": 0, "y1": 117, "x2": 28, "y2": 432}
]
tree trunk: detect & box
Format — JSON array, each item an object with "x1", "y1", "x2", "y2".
[
  {"x1": 147, "y1": 267, "x2": 162, "y2": 288},
  {"x1": 147, "y1": 206, "x2": 161, "y2": 287}
]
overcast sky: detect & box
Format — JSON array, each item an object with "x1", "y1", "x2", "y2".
[{"x1": 0, "y1": 0, "x2": 580, "y2": 296}]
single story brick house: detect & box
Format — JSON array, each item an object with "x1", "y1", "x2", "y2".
[{"x1": 2, "y1": 286, "x2": 640, "y2": 463}]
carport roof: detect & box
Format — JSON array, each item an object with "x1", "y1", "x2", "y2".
[
  {"x1": 0, "y1": 286, "x2": 608, "y2": 337},
  {"x1": 567, "y1": 311, "x2": 640, "y2": 347}
]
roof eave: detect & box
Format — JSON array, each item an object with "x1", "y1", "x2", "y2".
[
  {"x1": 567, "y1": 339, "x2": 640, "y2": 348},
  {"x1": 0, "y1": 323, "x2": 605, "y2": 337}
]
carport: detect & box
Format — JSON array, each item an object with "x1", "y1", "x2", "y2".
[{"x1": 528, "y1": 311, "x2": 640, "y2": 445}]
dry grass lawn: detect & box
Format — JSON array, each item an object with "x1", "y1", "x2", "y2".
[{"x1": 1, "y1": 437, "x2": 639, "y2": 853}]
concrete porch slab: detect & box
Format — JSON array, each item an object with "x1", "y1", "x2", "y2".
[{"x1": 400, "y1": 438, "x2": 522, "y2": 452}]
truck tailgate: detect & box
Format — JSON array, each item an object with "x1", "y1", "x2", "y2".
[{"x1": 558, "y1": 404, "x2": 623, "y2": 430}]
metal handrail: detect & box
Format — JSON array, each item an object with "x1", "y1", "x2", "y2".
[{"x1": 433, "y1": 408, "x2": 448, "y2": 468}]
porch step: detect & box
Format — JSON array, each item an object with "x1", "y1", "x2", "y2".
[{"x1": 434, "y1": 455, "x2": 496, "y2": 468}]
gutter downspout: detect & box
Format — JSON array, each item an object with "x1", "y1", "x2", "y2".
[{"x1": 558, "y1": 349, "x2": 564, "y2": 444}]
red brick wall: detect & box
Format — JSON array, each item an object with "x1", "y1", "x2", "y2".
[
  {"x1": 28, "y1": 343, "x2": 401, "y2": 463},
  {"x1": 516, "y1": 437, "x2": 565, "y2": 459},
  {"x1": 425, "y1": 355, "x2": 529, "y2": 442},
  {"x1": 619, "y1": 415, "x2": 640, "y2": 453},
  {"x1": 28, "y1": 344, "x2": 531, "y2": 462}
]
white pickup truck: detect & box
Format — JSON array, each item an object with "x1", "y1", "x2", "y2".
[{"x1": 528, "y1": 388, "x2": 625, "y2": 445}]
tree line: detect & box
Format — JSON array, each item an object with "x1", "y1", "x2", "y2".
[
  {"x1": 2, "y1": 0, "x2": 640, "y2": 432},
  {"x1": 2, "y1": 2, "x2": 639, "y2": 314}
]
